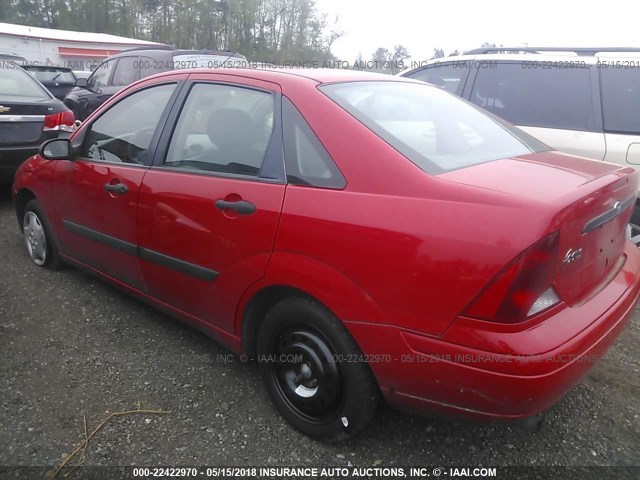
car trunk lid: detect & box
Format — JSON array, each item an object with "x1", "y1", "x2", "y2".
[
  {"x1": 440, "y1": 151, "x2": 639, "y2": 306},
  {"x1": 0, "y1": 96, "x2": 51, "y2": 145},
  {"x1": 553, "y1": 173, "x2": 635, "y2": 305}
]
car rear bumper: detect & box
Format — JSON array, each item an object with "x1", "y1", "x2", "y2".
[{"x1": 345, "y1": 241, "x2": 640, "y2": 421}]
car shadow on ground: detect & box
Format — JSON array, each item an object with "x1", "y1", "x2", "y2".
[
  {"x1": 0, "y1": 183, "x2": 12, "y2": 202},
  {"x1": 57, "y1": 253, "x2": 582, "y2": 456}
]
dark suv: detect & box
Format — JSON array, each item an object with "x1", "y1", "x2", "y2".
[{"x1": 64, "y1": 47, "x2": 247, "y2": 120}]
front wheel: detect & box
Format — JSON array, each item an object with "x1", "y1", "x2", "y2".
[
  {"x1": 22, "y1": 199, "x2": 64, "y2": 270},
  {"x1": 257, "y1": 297, "x2": 379, "y2": 442}
]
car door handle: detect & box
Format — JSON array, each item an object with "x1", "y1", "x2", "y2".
[
  {"x1": 104, "y1": 183, "x2": 128, "y2": 195},
  {"x1": 215, "y1": 199, "x2": 256, "y2": 215}
]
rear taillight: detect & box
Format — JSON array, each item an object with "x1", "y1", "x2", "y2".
[
  {"x1": 43, "y1": 110, "x2": 75, "y2": 133},
  {"x1": 463, "y1": 232, "x2": 561, "y2": 324}
]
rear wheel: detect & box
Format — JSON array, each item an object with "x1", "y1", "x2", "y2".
[
  {"x1": 22, "y1": 199, "x2": 64, "y2": 270},
  {"x1": 257, "y1": 297, "x2": 379, "y2": 442}
]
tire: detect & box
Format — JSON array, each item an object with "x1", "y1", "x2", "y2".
[
  {"x1": 257, "y1": 297, "x2": 380, "y2": 442},
  {"x1": 22, "y1": 199, "x2": 64, "y2": 270}
]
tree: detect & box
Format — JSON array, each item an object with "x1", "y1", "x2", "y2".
[
  {"x1": 390, "y1": 44, "x2": 409, "y2": 73},
  {"x1": 2, "y1": 0, "x2": 340, "y2": 63},
  {"x1": 432, "y1": 48, "x2": 445, "y2": 59},
  {"x1": 371, "y1": 47, "x2": 390, "y2": 63}
]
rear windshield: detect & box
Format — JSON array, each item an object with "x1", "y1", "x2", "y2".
[
  {"x1": 320, "y1": 81, "x2": 549, "y2": 174},
  {"x1": 26, "y1": 68, "x2": 76, "y2": 84},
  {"x1": 0, "y1": 65, "x2": 50, "y2": 98}
]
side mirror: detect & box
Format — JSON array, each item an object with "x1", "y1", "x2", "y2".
[
  {"x1": 40, "y1": 138, "x2": 71, "y2": 160},
  {"x1": 75, "y1": 77, "x2": 88, "y2": 88}
]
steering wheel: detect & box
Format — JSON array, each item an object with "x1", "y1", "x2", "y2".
[{"x1": 127, "y1": 127, "x2": 156, "y2": 163}]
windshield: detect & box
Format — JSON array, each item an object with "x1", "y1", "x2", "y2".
[
  {"x1": 26, "y1": 68, "x2": 76, "y2": 84},
  {"x1": 0, "y1": 65, "x2": 50, "y2": 98},
  {"x1": 321, "y1": 81, "x2": 550, "y2": 174}
]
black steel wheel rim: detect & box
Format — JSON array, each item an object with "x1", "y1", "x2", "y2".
[{"x1": 268, "y1": 326, "x2": 344, "y2": 423}]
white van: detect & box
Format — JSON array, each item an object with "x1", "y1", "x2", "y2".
[{"x1": 401, "y1": 47, "x2": 640, "y2": 240}]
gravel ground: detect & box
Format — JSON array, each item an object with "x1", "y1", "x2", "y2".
[{"x1": 0, "y1": 184, "x2": 639, "y2": 478}]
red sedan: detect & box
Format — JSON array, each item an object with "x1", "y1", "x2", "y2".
[{"x1": 12, "y1": 68, "x2": 640, "y2": 442}]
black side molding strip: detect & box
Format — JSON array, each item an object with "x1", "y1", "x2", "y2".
[
  {"x1": 139, "y1": 247, "x2": 219, "y2": 282},
  {"x1": 63, "y1": 220, "x2": 219, "y2": 282},
  {"x1": 582, "y1": 195, "x2": 636, "y2": 234},
  {"x1": 63, "y1": 220, "x2": 137, "y2": 256}
]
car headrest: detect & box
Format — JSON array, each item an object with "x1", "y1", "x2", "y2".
[{"x1": 206, "y1": 109, "x2": 259, "y2": 150}]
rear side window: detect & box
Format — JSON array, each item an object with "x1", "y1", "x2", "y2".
[
  {"x1": 164, "y1": 83, "x2": 276, "y2": 178},
  {"x1": 282, "y1": 97, "x2": 346, "y2": 188},
  {"x1": 0, "y1": 66, "x2": 49, "y2": 98},
  {"x1": 111, "y1": 56, "x2": 139, "y2": 86},
  {"x1": 321, "y1": 81, "x2": 548, "y2": 175},
  {"x1": 600, "y1": 68, "x2": 640, "y2": 134},
  {"x1": 139, "y1": 55, "x2": 166, "y2": 79},
  {"x1": 470, "y1": 62, "x2": 596, "y2": 131},
  {"x1": 405, "y1": 63, "x2": 468, "y2": 96}
]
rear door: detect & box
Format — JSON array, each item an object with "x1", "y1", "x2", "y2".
[
  {"x1": 599, "y1": 65, "x2": 640, "y2": 166},
  {"x1": 137, "y1": 74, "x2": 285, "y2": 332},
  {"x1": 53, "y1": 77, "x2": 184, "y2": 289},
  {"x1": 468, "y1": 61, "x2": 607, "y2": 160}
]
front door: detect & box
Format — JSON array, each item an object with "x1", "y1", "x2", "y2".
[
  {"x1": 137, "y1": 76, "x2": 286, "y2": 332},
  {"x1": 53, "y1": 82, "x2": 180, "y2": 289}
]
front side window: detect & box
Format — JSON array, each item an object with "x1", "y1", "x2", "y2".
[
  {"x1": 91, "y1": 59, "x2": 116, "y2": 88},
  {"x1": 600, "y1": 68, "x2": 640, "y2": 134},
  {"x1": 321, "y1": 81, "x2": 549, "y2": 175},
  {"x1": 81, "y1": 84, "x2": 176, "y2": 164},
  {"x1": 111, "y1": 56, "x2": 139, "y2": 86},
  {"x1": 164, "y1": 83, "x2": 275, "y2": 177},
  {"x1": 405, "y1": 63, "x2": 468, "y2": 96},
  {"x1": 470, "y1": 62, "x2": 596, "y2": 131}
]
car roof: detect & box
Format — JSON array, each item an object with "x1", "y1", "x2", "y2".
[
  {"x1": 163, "y1": 67, "x2": 415, "y2": 85},
  {"x1": 0, "y1": 52, "x2": 27, "y2": 62},
  {"x1": 400, "y1": 47, "x2": 640, "y2": 75},
  {"x1": 406, "y1": 53, "x2": 602, "y2": 67},
  {"x1": 466, "y1": 46, "x2": 640, "y2": 56},
  {"x1": 113, "y1": 46, "x2": 246, "y2": 58}
]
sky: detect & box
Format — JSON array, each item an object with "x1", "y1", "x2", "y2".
[{"x1": 315, "y1": 0, "x2": 640, "y2": 62}]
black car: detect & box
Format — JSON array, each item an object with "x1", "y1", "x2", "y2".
[
  {"x1": 64, "y1": 47, "x2": 247, "y2": 121},
  {"x1": 0, "y1": 63, "x2": 75, "y2": 182},
  {"x1": 22, "y1": 65, "x2": 78, "y2": 101}
]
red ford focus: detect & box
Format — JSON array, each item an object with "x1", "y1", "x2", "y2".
[{"x1": 12, "y1": 68, "x2": 640, "y2": 441}]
